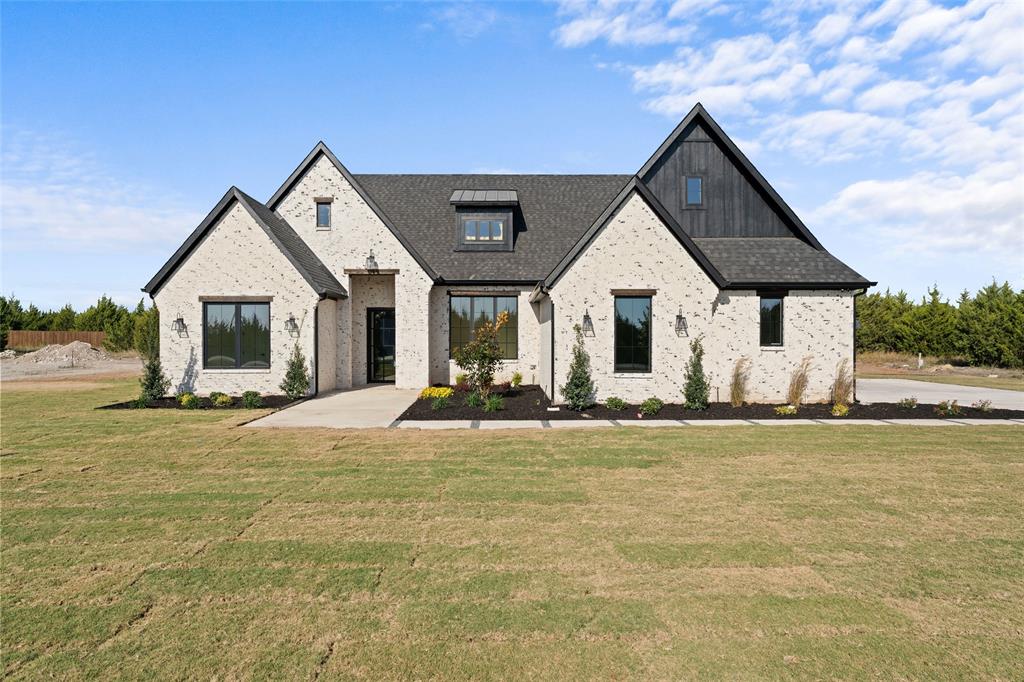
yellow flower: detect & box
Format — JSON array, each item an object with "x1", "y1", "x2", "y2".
[{"x1": 419, "y1": 386, "x2": 454, "y2": 400}]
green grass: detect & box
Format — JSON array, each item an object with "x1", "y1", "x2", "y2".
[
  {"x1": 3, "y1": 378, "x2": 1023, "y2": 679},
  {"x1": 857, "y1": 372, "x2": 1024, "y2": 391}
]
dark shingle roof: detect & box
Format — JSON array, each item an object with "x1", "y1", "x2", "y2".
[
  {"x1": 450, "y1": 189, "x2": 519, "y2": 205},
  {"x1": 694, "y1": 237, "x2": 871, "y2": 286},
  {"x1": 355, "y1": 174, "x2": 631, "y2": 281},
  {"x1": 234, "y1": 190, "x2": 347, "y2": 298}
]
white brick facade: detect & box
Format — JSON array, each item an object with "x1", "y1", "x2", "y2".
[{"x1": 548, "y1": 192, "x2": 854, "y2": 404}]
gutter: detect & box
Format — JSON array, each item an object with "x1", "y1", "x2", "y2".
[{"x1": 852, "y1": 288, "x2": 867, "y2": 404}]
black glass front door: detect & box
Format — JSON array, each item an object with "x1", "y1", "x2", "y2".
[{"x1": 367, "y1": 308, "x2": 396, "y2": 383}]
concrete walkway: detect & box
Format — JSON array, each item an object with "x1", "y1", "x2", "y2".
[
  {"x1": 245, "y1": 385, "x2": 419, "y2": 429},
  {"x1": 857, "y1": 377, "x2": 1024, "y2": 411},
  {"x1": 395, "y1": 418, "x2": 1023, "y2": 429}
]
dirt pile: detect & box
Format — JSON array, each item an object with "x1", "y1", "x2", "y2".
[{"x1": 6, "y1": 341, "x2": 111, "y2": 368}]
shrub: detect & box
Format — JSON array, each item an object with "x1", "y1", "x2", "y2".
[
  {"x1": 431, "y1": 395, "x2": 450, "y2": 411},
  {"x1": 139, "y1": 355, "x2": 171, "y2": 402},
  {"x1": 454, "y1": 372, "x2": 469, "y2": 386},
  {"x1": 683, "y1": 337, "x2": 711, "y2": 410},
  {"x1": 178, "y1": 392, "x2": 200, "y2": 409},
  {"x1": 453, "y1": 311, "x2": 509, "y2": 397},
  {"x1": 510, "y1": 371, "x2": 523, "y2": 388},
  {"x1": 831, "y1": 403, "x2": 849, "y2": 417},
  {"x1": 483, "y1": 394, "x2": 505, "y2": 412},
  {"x1": 831, "y1": 358, "x2": 853, "y2": 407},
  {"x1": 934, "y1": 400, "x2": 961, "y2": 417},
  {"x1": 464, "y1": 391, "x2": 484, "y2": 408},
  {"x1": 897, "y1": 397, "x2": 918, "y2": 409},
  {"x1": 971, "y1": 399, "x2": 993, "y2": 413},
  {"x1": 774, "y1": 404, "x2": 798, "y2": 416},
  {"x1": 242, "y1": 391, "x2": 264, "y2": 409},
  {"x1": 560, "y1": 324, "x2": 595, "y2": 411},
  {"x1": 419, "y1": 386, "x2": 454, "y2": 401},
  {"x1": 787, "y1": 356, "x2": 813, "y2": 407},
  {"x1": 280, "y1": 343, "x2": 311, "y2": 400},
  {"x1": 638, "y1": 397, "x2": 664, "y2": 416},
  {"x1": 209, "y1": 391, "x2": 227, "y2": 402},
  {"x1": 729, "y1": 357, "x2": 751, "y2": 407},
  {"x1": 605, "y1": 396, "x2": 627, "y2": 411},
  {"x1": 213, "y1": 394, "x2": 233, "y2": 408},
  {"x1": 130, "y1": 396, "x2": 149, "y2": 409}
]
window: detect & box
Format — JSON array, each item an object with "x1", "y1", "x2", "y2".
[
  {"x1": 614, "y1": 296, "x2": 651, "y2": 373},
  {"x1": 457, "y1": 211, "x2": 513, "y2": 250},
  {"x1": 316, "y1": 201, "x2": 331, "y2": 228},
  {"x1": 686, "y1": 176, "x2": 702, "y2": 206},
  {"x1": 760, "y1": 295, "x2": 784, "y2": 346},
  {"x1": 449, "y1": 295, "x2": 518, "y2": 359},
  {"x1": 203, "y1": 302, "x2": 270, "y2": 369}
]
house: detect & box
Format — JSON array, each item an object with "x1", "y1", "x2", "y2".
[{"x1": 143, "y1": 104, "x2": 873, "y2": 404}]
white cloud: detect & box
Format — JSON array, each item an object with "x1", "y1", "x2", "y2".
[
  {"x1": 810, "y1": 13, "x2": 854, "y2": 45},
  {"x1": 0, "y1": 129, "x2": 202, "y2": 253},
  {"x1": 856, "y1": 78, "x2": 932, "y2": 111},
  {"x1": 432, "y1": 3, "x2": 500, "y2": 39},
  {"x1": 553, "y1": 0, "x2": 694, "y2": 47}
]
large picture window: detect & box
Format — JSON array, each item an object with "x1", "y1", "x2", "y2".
[
  {"x1": 449, "y1": 295, "x2": 518, "y2": 359},
  {"x1": 203, "y1": 302, "x2": 271, "y2": 369},
  {"x1": 614, "y1": 296, "x2": 652, "y2": 373},
  {"x1": 760, "y1": 295, "x2": 784, "y2": 346}
]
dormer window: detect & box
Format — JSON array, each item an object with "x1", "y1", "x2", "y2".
[{"x1": 450, "y1": 189, "x2": 517, "y2": 252}]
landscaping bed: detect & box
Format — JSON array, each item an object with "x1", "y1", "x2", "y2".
[
  {"x1": 99, "y1": 395, "x2": 298, "y2": 410},
  {"x1": 399, "y1": 385, "x2": 1024, "y2": 421}
]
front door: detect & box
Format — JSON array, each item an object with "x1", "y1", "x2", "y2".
[{"x1": 367, "y1": 308, "x2": 396, "y2": 383}]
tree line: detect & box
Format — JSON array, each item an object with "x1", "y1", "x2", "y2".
[
  {"x1": 0, "y1": 294, "x2": 158, "y2": 356},
  {"x1": 856, "y1": 281, "x2": 1024, "y2": 368}
]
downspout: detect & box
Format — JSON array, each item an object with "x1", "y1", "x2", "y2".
[
  {"x1": 550, "y1": 301, "x2": 556, "y2": 402},
  {"x1": 852, "y1": 288, "x2": 865, "y2": 403},
  {"x1": 313, "y1": 299, "x2": 320, "y2": 397}
]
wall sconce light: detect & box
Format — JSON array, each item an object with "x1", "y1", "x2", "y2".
[
  {"x1": 675, "y1": 307, "x2": 688, "y2": 336},
  {"x1": 365, "y1": 249, "x2": 379, "y2": 272},
  {"x1": 171, "y1": 316, "x2": 187, "y2": 336},
  {"x1": 284, "y1": 313, "x2": 299, "y2": 336},
  {"x1": 582, "y1": 309, "x2": 594, "y2": 336}
]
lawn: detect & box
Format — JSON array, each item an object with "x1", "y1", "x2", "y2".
[{"x1": 2, "y1": 378, "x2": 1023, "y2": 680}]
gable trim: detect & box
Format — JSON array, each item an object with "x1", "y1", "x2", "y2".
[
  {"x1": 267, "y1": 142, "x2": 439, "y2": 281},
  {"x1": 142, "y1": 187, "x2": 348, "y2": 300},
  {"x1": 638, "y1": 103, "x2": 824, "y2": 250},
  {"x1": 543, "y1": 176, "x2": 729, "y2": 290}
]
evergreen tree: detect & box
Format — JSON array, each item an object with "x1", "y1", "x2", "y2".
[
  {"x1": 907, "y1": 286, "x2": 958, "y2": 357},
  {"x1": 683, "y1": 336, "x2": 711, "y2": 409},
  {"x1": 280, "y1": 343, "x2": 311, "y2": 399},
  {"x1": 134, "y1": 305, "x2": 160, "y2": 361},
  {"x1": 958, "y1": 281, "x2": 1024, "y2": 368},
  {"x1": 51, "y1": 304, "x2": 77, "y2": 331},
  {"x1": 560, "y1": 324, "x2": 595, "y2": 410},
  {"x1": 139, "y1": 355, "x2": 171, "y2": 401}
]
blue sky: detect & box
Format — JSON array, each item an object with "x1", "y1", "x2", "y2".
[{"x1": 2, "y1": 0, "x2": 1021, "y2": 310}]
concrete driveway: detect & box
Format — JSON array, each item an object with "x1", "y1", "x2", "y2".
[
  {"x1": 245, "y1": 384, "x2": 419, "y2": 429},
  {"x1": 857, "y1": 378, "x2": 1024, "y2": 411}
]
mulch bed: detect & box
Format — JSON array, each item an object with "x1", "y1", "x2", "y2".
[
  {"x1": 99, "y1": 395, "x2": 299, "y2": 410},
  {"x1": 399, "y1": 385, "x2": 1024, "y2": 421}
]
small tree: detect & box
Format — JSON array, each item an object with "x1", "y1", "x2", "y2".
[
  {"x1": 683, "y1": 336, "x2": 710, "y2": 410},
  {"x1": 280, "y1": 343, "x2": 311, "y2": 400},
  {"x1": 139, "y1": 355, "x2": 171, "y2": 401},
  {"x1": 453, "y1": 311, "x2": 508, "y2": 398},
  {"x1": 134, "y1": 305, "x2": 160, "y2": 362},
  {"x1": 560, "y1": 324, "x2": 595, "y2": 411}
]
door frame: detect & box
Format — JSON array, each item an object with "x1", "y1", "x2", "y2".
[{"x1": 366, "y1": 307, "x2": 396, "y2": 384}]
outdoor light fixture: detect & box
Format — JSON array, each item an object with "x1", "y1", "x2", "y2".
[
  {"x1": 365, "y1": 249, "x2": 379, "y2": 272},
  {"x1": 675, "y1": 307, "x2": 688, "y2": 336},
  {"x1": 171, "y1": 316, "x2": 187, "y2": 335},
  {"x1": 284, "y1": 314, "x2": 299, "y2": 336},
  {"x1": 582, "y1": 309, "x2": 594, "y2": 336}
]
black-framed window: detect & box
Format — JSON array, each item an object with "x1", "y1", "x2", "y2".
[
  {"x1": 456, "y1": 210, "x2": 513, "y2": 251},
  {"x1": 686, "y1": 176, "x2": 703, "y2": 206},
  {"x1": 449, "y1": 295, "x2": 518, "y2": 359},
  {"x1": 760, "y1": 295, "x2": 784, "y2": 346},
  {"x1": 614, "y1": 296, "x2": 651, "y2": 373},
  {"x1": 203, "y1": 302, "x2": 270, "y2": 369},
  {"x1": 316, "y1": 201, "x2": 331, "y2": 228}
]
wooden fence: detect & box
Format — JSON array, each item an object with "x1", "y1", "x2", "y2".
[{"x1": 6, "y1": 330, "x2": 107, "y2": 350}]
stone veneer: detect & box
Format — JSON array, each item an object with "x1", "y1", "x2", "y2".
[
  {"x1": 153, "y1": 202, "x2": 320, "y2": 396},
  {"x1": 548, "y1": 192, "x2": 854, "y2": 404}
]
